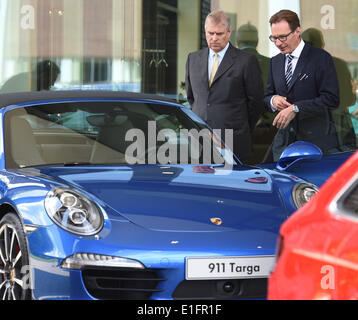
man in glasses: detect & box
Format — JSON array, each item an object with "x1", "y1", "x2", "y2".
[{"x1": 264, "y1": 10, "x2": 340, "y2": 160}]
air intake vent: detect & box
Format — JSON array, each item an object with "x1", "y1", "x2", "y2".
[{"x1": 82, "y1": 267, "x2": 165, "y2": 300}]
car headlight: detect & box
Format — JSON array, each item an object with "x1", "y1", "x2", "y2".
[
  {"x1": 292, "y1": 183, "x2": 319, "y2": 208},
  {"x1": 45, "y1": 187, "x2": 103, "y2": 236}
]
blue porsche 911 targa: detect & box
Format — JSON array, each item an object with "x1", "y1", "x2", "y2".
[{"x1": 0, "y1": 91, "x2": 322, "y2": 300}]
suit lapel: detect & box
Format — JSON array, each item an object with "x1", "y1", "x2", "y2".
[
  {"x1": 288, "y1": 43, "x2": 310, "y2": 92},
  {"x1": 199, "y1": 48, "x2": 209, "y2": 86},
  {"x1": 276, "y1": 54, "x2": 287, "y2": 93},
  {"x1": 210, "y1": 43, "x2": 234, "y2": 86}
]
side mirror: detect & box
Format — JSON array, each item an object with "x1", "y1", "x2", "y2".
[{"x1": 276, "y1": 141, "x2": 323, "y2": 171}]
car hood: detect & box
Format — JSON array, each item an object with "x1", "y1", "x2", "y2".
[{"x1": 34, "y1": 165, "x2": 292, "y2": 233}]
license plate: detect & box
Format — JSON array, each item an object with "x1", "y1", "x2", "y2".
[{"x1": 186, "y1": 256, "x2": 276, "y2": 280}]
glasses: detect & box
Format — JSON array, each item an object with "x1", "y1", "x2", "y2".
[{"x1": 269, "y1": 30, "x2": 295, "y2": 42}]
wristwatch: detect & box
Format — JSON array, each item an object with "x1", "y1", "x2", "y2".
[{"x1": 292, "y1": 105, "x2": 299, "y2": 113}]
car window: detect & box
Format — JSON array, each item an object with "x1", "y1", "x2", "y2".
[{"x1": 4, "y1": 101, "x2": 236, "y2": 168}]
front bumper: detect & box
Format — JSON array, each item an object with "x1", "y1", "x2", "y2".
[
  {"x1": 30, "y1": 259, "x2": 268, "y2": 300},
  {"x1": 27, "y1": 222, "x2": 275, "y2": 300}
]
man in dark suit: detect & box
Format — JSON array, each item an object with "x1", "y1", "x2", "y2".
[
  {"x1": 185, "y1": 10, "x2": 264, "y2": 162},
  {"x1": 265, "y1": 10, "x2": 340, "y2": 161}
]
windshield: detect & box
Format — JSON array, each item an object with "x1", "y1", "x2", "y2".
[{"x1": 4, "y1": 101, "x2": 236, "y2": 169}]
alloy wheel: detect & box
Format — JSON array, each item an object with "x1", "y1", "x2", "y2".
[{"x1": 0, "y1": 223, "x2": 25, "y2": 300}]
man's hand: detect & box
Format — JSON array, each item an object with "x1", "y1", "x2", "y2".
[
  {"x1": 272, "y1": 95, "x2": 291, "y2": 111},
  {"x1": 273, "y1": 106, "x2": 297, "y2": 129}
]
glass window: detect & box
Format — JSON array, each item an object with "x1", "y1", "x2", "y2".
[{"x1": 0, "y1": 0, "x2": 356, "y2": 165}]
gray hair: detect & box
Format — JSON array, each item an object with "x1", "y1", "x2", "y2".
[{"x1": 205, "y1": 10, "x2": 231, "y2": 31}]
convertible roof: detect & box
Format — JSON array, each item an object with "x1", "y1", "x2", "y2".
[{"x1": 0, "y1": 90, "x2": 176, "y2": 109}]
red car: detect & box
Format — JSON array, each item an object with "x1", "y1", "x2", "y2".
[{"x1": 268, "y1": 151, "x2": 358, "y2": 300}]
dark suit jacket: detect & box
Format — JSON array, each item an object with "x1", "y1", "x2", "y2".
[
  {"x1": 264, "y1": 42, "x2": 340, "y2": 158},
  {"x1": 185, "y1": 43, "x2": 264, "y2": 161}
]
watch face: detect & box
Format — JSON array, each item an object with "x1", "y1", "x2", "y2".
[{"x1": 293, "y1": 105, "x2": 299, "y2": 113}]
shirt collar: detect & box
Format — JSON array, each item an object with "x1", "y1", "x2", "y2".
[
  {"x1": 287, "y1": 39, "x2": 305, "y2": 59},
  {"x1": 209, "y1": 42, "x2": 230, "y2": 59}
]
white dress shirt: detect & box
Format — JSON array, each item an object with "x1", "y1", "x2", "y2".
[
  {"x1": 208, "y1": 42, "x2": 230, "y2": 81},
  {"x1": 270, "y1": 39, "x2": 306, "y2": 111}
]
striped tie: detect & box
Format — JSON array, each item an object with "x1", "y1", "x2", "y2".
[{"x1": 285, "y1": 54, "x2": 293, "y2": 87}]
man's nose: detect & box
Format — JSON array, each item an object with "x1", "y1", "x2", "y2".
[{"x1": 212, "y1": 34, "x2": 219, "y2": 41}]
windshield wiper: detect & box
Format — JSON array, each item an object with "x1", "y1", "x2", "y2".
[
  {"x1": 19, "y1": 162, "x2": 93, "y2": 168},
  {"x1": 62, "y1": 162, "x2": 93, "y2": 166},
  {"x1": 19, "y1": 161, "x2": 131, "y2": 168}
]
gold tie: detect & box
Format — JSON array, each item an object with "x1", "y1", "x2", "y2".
[{"x1": 209, "y1": 53, "x2": 219, "y2": 87}]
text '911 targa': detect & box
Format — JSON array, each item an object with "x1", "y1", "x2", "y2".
[{"x1": 0, "y1": 91, "x2": 318, "y2": 300}]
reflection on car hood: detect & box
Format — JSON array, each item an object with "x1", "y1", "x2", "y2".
[{"x1": 36, "y1": 165, "x2": 291, "y2": 233}]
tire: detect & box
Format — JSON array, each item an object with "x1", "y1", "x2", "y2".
[{"x1": 0, "y1": 213, "x2": 31, "y2": 300}]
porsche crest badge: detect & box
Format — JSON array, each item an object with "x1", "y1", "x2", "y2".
[{"x1": 210, "y1": 217, "x2": 222, "y2": 226}]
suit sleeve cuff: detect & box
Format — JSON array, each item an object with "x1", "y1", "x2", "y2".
[{"x1": 270, "y1": 96, "x2": 278, "y2": 112}]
